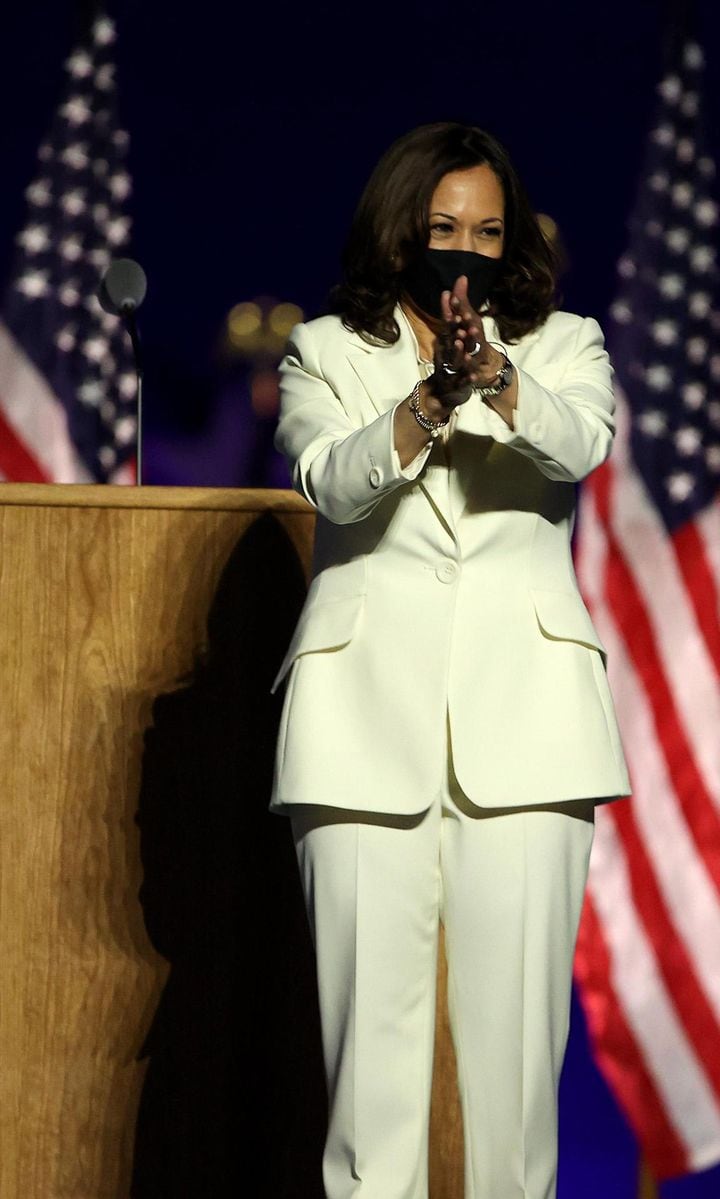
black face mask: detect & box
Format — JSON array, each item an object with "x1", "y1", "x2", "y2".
[{"x1": 401, "y1": 248, "x2": 502, "y2": 319}]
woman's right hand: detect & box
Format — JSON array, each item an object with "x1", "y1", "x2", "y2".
[{"x1": 426, "y1": 283, "x2": 482, "y2": 408}]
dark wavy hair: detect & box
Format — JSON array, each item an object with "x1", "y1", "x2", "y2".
[{"x1": 329, "y1": 122, "x2": 560, "y2": 346}]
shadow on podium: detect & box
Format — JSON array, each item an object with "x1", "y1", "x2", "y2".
[{"x1": 130, "y1": 511, "x2": 326, "y2": 1198}]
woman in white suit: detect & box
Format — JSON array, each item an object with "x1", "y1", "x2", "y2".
[{"x1": 271, "y1": 123, "x2": 630, "y2": 1199}]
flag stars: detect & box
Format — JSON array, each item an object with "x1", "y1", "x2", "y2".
[
  {"x1": 683, "y1": 42, "x2": 704, "y2": 70},
  {"x1": 88, "y1": 247, "x2": 111, "y2": 270},
  {"x1": 59, "y1": 282, "x2": 82, "y2": 307},
  {"x1": 60, "y1": 143, "x2": 90, "y2": 171},
  {"x1": 84, "y1": 294, "x2": 103, "y2": 316},
  {"x1": 65, "y1": 50, "x2": 93, "y2": 79},
  {"x1": 708, "y1": 402, "x2": 720, "y2": 428},
  {"x1": 658, "y1": 75, "x2": 681, "y2": 103},
  {"x1": 60, "y1": 190, "x2": 87, "y2": 217},
  {"x1": 689, "y1": 292, "x2": 711, "y2": 317},
  {"x1": 680, "y1": 92, "x2": 698, "y2": 117},
  {"x1": 617, "y1": 255, "x2": 636, "y2": 278},
  {"x1": 108, "y1": 172, "x2": 131, "y2": 201},
  {"x1": 100, "y1": 311, "x2": 119, "y2": 334},
  {"x1": 695, "y1": 199, "x2": 718, "y2": 227},
  {"x1": 666, "y1": 472, "x2": 695, "y2": 502},
  {"x1": 16, "y1": 224, "x2": 50, "y2": 254},
  {"x1": 637, "y1": 411, "x2": 667, "y2": 436},
  {"x1": 652, "y1": 320, "x2": 679, "y2": 346},
  {"x1": 93, "y1": 16, "x2": 116, "y2": 45},
  {"x1": 114, "y1": 416, "x2": 137, "y2": 445},
  {"x1": 698, "y1": 157, "x2": 715, "y2": 178},
  {"x1": 15, "y1": 270, "x2": 50, "y2": 299},
  {"x1": 60, "y1": 235, "x2": 84, "y2": 262},
  {"x1": 61, "y1": 96, "x2": 93, "y2": 126},
  {"x1": 645, "y1": 220, "x2": 663, "y2": 237},
  {"x1": 119, "y1": 372, "x2": 137, "y2": 399},
  {"x1": 95, "y1": 64, "x2": 116, "y2": 92},
  {"x1": 687, "y1": 337, "x2": 708, "y2": 364},
  {"x1": 659, "y1": 274, "x2": 685, "y2": 299},
  {"x1": 682, "y1": 382, "x2": 706, "y2": 409},
  {"x1": 100, "y1": 354, "x2": 117, "y2": 378},
  {"x1": 706, "y1": 446, "x2": 720, "y2": 472},
  {"x1": 676, "y1": 138, "x2": 695, "y2": 163},
  {"x1": 78, "y1": 381, "x2": 105, "y2": 406},
  {"x1": 25, "y1": 179, "x2": 52, "y2": 206},
  {"x1": 691, "y1": 245, "x2": 716, "y2": 272},
  {"x1": 674, "y1": 426, "x2": 703, "y2": 456},
  {"x1": 611, "y1": 299, "x2": 633, "y2": 324},
  {"x1": 5, "y1": 12, "x2": 136, "y2": 483},
  {"x1": 646, "y1": 364, "x2": 673, "y2": 391},
  {"x1": 711, "y1": 356, "x2": 720, "y2": 382},
  {"x1": 652, "y1": 125, "x2": 676, "y2": 147},
  {"x1": 82, "y1": 336, "x2": 110, "y2": 364},
  {"x1": 56, "y1": 327, "x2": 77, "y2": 353},
  {"x1": 671, "y1": 182, "x2": 693, "y2": 208},
  {"x1": 106, "y1": 216, "x2": 131, "y2": 245},
  {"x1": 649, "y1": 172, "x2": 669, "y2": 192},
  {"x1": 666, "y1": 228, "x2": 690, "y2": 253}
]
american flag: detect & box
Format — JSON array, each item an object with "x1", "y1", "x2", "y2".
[
  {"x1": 573, "y1": 25, "x2": 720, "y2": 1181},
  {"x1": 0, "y1": 9, "x2": 137, "y2": 484}
]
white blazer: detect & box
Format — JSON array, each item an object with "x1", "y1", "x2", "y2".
[{"x1": 271, "y1": 305, "x2": 630, "y2": 813}]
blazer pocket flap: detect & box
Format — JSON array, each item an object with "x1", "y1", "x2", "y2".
[
  {"x1": 531, "y1": 588, "x2": 606, "y2": 656},
  {"x1": 312, "y1": 556, "x2": 367, "y2": 603},
  {"x1": 271, "y1": 594, "x2": 363, "y2": 692}
]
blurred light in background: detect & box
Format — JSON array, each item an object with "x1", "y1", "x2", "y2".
[
  {"x1": 537, "y1": 211, "x2": 570, "y2": 276},
  {"x1": 225, "y1": 297, "x2": 303, "y2": 358}
]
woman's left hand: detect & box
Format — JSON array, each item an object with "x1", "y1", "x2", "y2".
[
  {"x1": 439, "y1": 274, "x2": 518, "y2": 429},
  {"x1": 439, "y1": 275, "x2": 506, "y2": 388}
]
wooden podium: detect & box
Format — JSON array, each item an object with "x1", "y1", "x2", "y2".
[{"x1": 0, "y1": 483, "x2": 462, "y2": 1198}]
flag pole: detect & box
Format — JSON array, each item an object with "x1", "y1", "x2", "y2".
[{"x1": 638, "y1": 1156, "x2": 659, "y2": 1199}]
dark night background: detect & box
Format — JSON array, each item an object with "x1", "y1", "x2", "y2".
[
  {"x1": 2, "y1": 1, "x2": 720, "y2": 1195},
  {"x1": 3, "y1": 0, "x2": 720, "y2": 490}
]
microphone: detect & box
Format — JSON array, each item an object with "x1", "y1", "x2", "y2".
[
  {"x1": 98, "y1": 257, "x2": 147, "y2": 316},
  {"x1": 99, "y1": 258, "x2": 147, "y2": 484}
]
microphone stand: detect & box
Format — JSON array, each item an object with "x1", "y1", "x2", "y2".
[{"x1": 121, "y1": 302, "x2": 144, "y2": 485}]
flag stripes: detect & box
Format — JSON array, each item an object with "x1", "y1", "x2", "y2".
[
  {"x1": 671, "y1": 521, "x2": 720, "y2": 673},
  {"x1": 576, "y1": 444, "x2": 720, "y2": 1175},
  {"x1": 575, "y1": 894, "x2": 690, "y2": 1178},
  {"x1": 0, "y1": 405, "x2": 49, "y2": 482}
]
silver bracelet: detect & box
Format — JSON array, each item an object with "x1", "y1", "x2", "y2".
[{"x1": 408, "y1": 381, "x2": 451, "y2": 439}]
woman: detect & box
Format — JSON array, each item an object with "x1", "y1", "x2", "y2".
[{"x1": 271, "y1": 123, "x2": 630, "y2": 1199}]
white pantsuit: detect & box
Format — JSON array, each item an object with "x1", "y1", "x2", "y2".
[
  {"x1": 271, "y1": 304, "x2": 630, "y2": 1197},
  {"x1": 291, "y1": 777, "x2": 595, "y2": 1199}
]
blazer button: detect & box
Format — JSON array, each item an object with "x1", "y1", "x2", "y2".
[
  {"x1": 435, "y1": 560, "x2": 458, "y2": 583},
  {"x1": 368, "y1": 465, "x2": 383, "y2": 489}
]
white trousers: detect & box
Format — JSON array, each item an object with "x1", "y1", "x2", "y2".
[{"x1": 290, "y1": 769, "x2": 595, "y2": 1199}]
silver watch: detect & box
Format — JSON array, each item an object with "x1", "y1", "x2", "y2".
[{"x1": 476, "y1": 356, "x2": 514, "y2": 397}]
